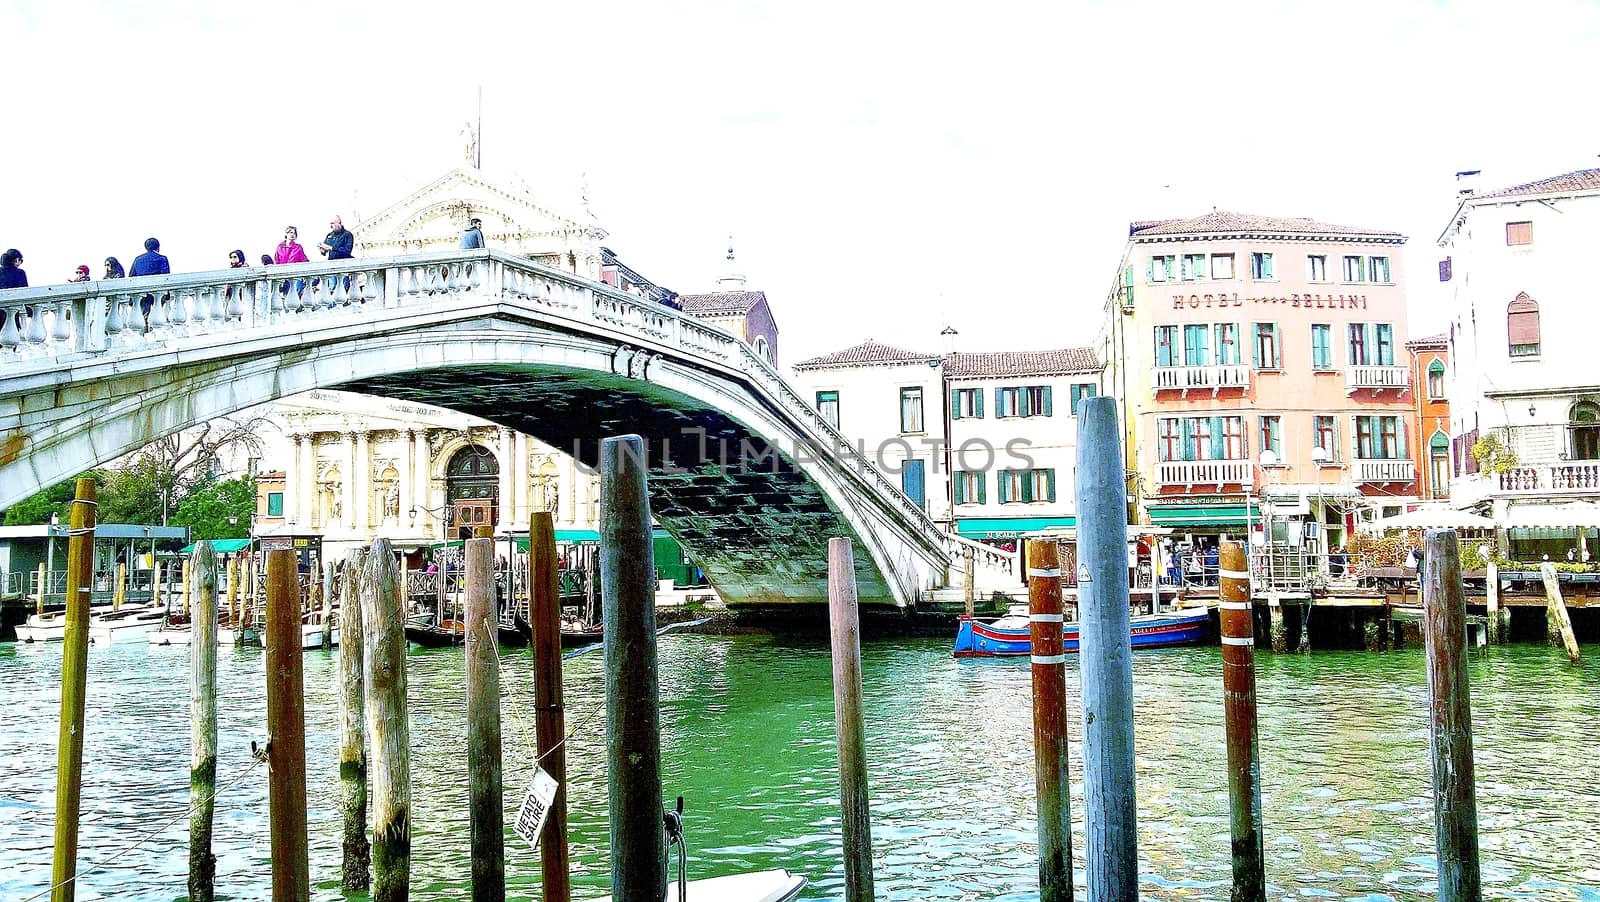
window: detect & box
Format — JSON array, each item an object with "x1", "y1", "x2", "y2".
[
  {"x1": 1375, "y1": 324, "x2": 1394, "y2": 366},
  {"x1": 1158, "y1": 418, "x2": 1181, "y2": 461},
  {"x1": 1508, "y1": 292, "x2": 1541, "y2": 357},
  {"x1": 816, "y1": 390, "x2": 840, "y2": 429},
  {"x1": 1311, "y1": 323, "x2": 1333, "y2": 369},
  {"x1": 1342, "y1": 255, "x2": 1365, "y2": 282},
  {"x1": 995, "y1": 386, "x2": 1053, "y2": 418},
  {"x1": 267, "y1": 492, "x2": 284, "y2": 517},
  {"x1": 1252, "y1": 322, "x2": 1280, "y2": 368},
  {"x1": 1570, "y1": 401, "x2": 1600, "y2": 461},
  {"x1": 1148, "y1": 255, "x2": 1176, "y2": 282},
  {"x1": 1429, "y1": 432, "x2": 1450, "y2": 497},
  {"x1": 997, "y1": 468, "x2": 1056, "y2": 504},
  {"x1": 1215, "y1": 322, "x2": 1241, "y2": 365},
  {"x1": 899, "y1": 387, "x2": 924, "y2": 433},
  {"x1": 1191, "y1": 417, "x2": 1214, "y2": 460},
  {"x1": 1211, "y1": 253, "x2": 1235, "y2": 279},
  {"x1": 1250, "y1": 252, "x2": 1274, "y2": 280},
  {"x1": 1427, "y1": 360, "x2": 1446, "y2": 398},
  {"x1": 953, "y1": 470, "x2": 986, "y2": 505},
  {"x1": 1155, "y1": 325, "x2": 1179, "y2": 367},
  {"x1": 1348, "y1": 322, "x2": 1395, "y2": 366},
  {"x1": 1070, "y1": 383, "x2": 1097, "y2": 415},
  {"x1": 1348, "y1": 323, "x2": 1368, "y2": 365},
  {"x1": 1222, "y1": 416, "x2": 1245, "y2": 459},
  {"x1": 1506, "y1": 221, "x2": 1532, "y2": 246},
  {"x1": 1306, "y1": 255, "x2": 1327, "y2": 282},
  {"x1": 950, "y1": 388, "x2": 982, "y2": 420},
  {"x1": 1183, "y1": 324, "x2": 1211, "y2": 366},
  {"x1": 1180, "y1": 253, "x2": 1207, "y2": 281},
  {"x1": 1355, "y1": 415, "x2": 1405, "y2": 459},
  {"x1": 1260, "y1": 415, "x2": 1282, "y2": 458},
  {"x1": 1369, "y1": 256, "x2": 1391, "y2": 283},
  {"x1": 1314, "y1": 416, "x2": 1336, "y2": 461}
]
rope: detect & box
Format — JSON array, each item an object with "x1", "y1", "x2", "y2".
[
  {"x1": 19, "y1": 754, "x2": 266, "y2": 902},
  {"x1": 484, "y1": 620, "x2": 603, "y2": 770}
]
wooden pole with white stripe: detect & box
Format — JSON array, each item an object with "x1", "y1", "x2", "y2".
[
  {"x1": 1027, "y1": 538, "x2": 1073, "y2": 902},
  {"x1": 1219, "y1": 540, "x2": 1265, "y2": 902}
]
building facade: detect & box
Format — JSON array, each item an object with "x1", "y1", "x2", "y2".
[
  {"x1": 1407, "y1": 333, "x2": 1451, "y2": 501},
  {"x1": 1438, "y1": 167, "x2": 1600, "y2": 556},
  {"x1": 792, "y1": 341, "x2": 1101, "y2": 540},
  {"x1": 1101, "y1": 211, "x2": 1418, "y2": 558}
]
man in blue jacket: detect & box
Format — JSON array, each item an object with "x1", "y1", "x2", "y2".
[
  {"x1": 318, "y1": 216, "x2": 355, "y2": 260},
  {"x1": 130, "y1": 237, "x2": 170, "y2": 330}
]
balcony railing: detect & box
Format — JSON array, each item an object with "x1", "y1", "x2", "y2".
[
  {"x1": 1156, "y1": 459, "x2": 1253, "y2": 487},
  {"x1": 1497, "y1": 462, "x2": 1600, "y2": 495},
  {"x1": 1153, "y1": 364, "x2": 1251, "y2": 394},
  {"x1": 1345, "y1": 365, "x2": 1408, "y2": 393},
  {"x1": 1353, "y1": 458, "x2": 1416, "y2": 483}
]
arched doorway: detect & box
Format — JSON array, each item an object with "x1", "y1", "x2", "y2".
[{"x1": 446, "y1": 445, "x2": 499, "y2": 540}]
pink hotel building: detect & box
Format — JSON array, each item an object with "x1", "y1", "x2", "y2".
[{"x1": 1100, "y1": 211, "x2": 1418, "y2": 553}]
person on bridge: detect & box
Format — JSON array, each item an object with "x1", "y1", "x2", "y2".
[
  {"x1": 0, "y1": 249, "x2": 27, "y2": 289},
  {"x1": 275, "y1": 226, "x2": 309, "y2": 265},
  {"x1": 130, "y1": 238, "x2": 170, "y2": 276},
  {"x1": 318, "y1": 216, "x2": 355, "y2": 260},
  {"x1": 70, "y1": 265, "x2": 91, "y2": 283},
  {"x1": 228, "y1": 250, "x2": 248, "y2": 269},
  {"x1": 460, "y1": 217, "x2": 484, "y2": 249},
  {"x1": 103, "y1": 257, "x2": 125, "y2": 279}
]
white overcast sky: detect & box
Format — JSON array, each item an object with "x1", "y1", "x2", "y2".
[{"x1": 6, "y1": 0, "x2": 1600, "y2": 369}]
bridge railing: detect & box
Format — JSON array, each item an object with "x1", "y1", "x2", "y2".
[{"x1": 0, "y1": 248, "x2": 967, "y2": 570}]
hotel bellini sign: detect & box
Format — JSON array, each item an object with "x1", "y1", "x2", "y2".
[{"x1": 1171, "y1": 292, "x2": 1369, "y2": 310}]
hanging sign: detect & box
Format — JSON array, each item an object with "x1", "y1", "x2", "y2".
[{"x1": 514, "y1": 767, "x2": 560, "y2": 850}]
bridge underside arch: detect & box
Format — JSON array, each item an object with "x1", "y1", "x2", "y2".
[{"x1": 340, "y1": 364, "x2": 897, "y2": 605}]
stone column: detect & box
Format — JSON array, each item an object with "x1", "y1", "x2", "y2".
[
  {"x1": 513, "y1": 433, "x2": 530, "y2": 528},
  {"x1": 564, "y1": 456, "x2": 579, "y2": 526},
  {"x1": 298, "y1": 434, "x2": 315, "y2": 530},
  {"x1": 284, "y1": 433, "x2": 302, "y2": 526},
  {"x1": 344, "y1": 433, "x2": 358, "y2": 533},
  {"x1": 415, "y1": 429, "x2": 433, "y2": 535},
  {"x1": 354, "y1": 431, "x2": 370, "y2": 534},
  {"x1": 497, "y1": 427, "x2": 514, "y2": 531},
  {"x1": 399, "y1": 430, "x2": 414, "y2": 535}
]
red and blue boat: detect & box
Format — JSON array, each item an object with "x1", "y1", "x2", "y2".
[{"x1": 953, "y1": 605, "x2": 1213, "y2": 658}]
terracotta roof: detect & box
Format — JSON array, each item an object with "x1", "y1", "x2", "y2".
[
  {"x1": 1474, "y1": 168, "x2": 1600, "y2": 200},
  {"x1": 256, "y1": 470, "x2": 287, "y2": 480},
  {"x1": 677, "y1": 290, "x2": 767, "y2": 316},
  {"x1": 1130, "y1": 210, "x2": 1402, "y2": 240},
  {"x1": 946, "y1": 348, "x2": 1100, "y2": 377},
  {"x1": 1407, "y1": 332, "x2": 1448, "y2": 349},
  {"x1": 793, "y1": 339, "x2": 939, "y2": 370}
]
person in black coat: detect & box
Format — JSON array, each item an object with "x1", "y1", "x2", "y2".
[{"x1": 0, "y1": 248, "x2": 27, "y2": 289}]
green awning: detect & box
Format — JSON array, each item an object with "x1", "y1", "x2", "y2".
[
  {"x1": 1147, "y1": 504, "x2": 1249, "y2": 527},
  {"x1": 179, "y1": 538, "x2": 254, "y2": 554},
  {"x1": 956, "y1": 516, "x2": 1076, "y2": 539},
  {"x1": 429, "y1": 528, "x2": 664, "y2": 550}
]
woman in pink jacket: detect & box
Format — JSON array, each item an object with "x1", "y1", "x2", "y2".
[{"x1": 274, "y1": 226, "x2": 309, "y2": 264}]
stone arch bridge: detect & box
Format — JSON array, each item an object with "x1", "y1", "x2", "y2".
[{"x1": 0, "y1": 249, "x2": 1013, "y2": 607}]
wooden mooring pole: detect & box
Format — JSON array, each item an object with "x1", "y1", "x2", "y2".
[
  {"x1": 224, "y1": 556, "x2": 238, "y2": 625},
  {"x1": 189, "y1": 542, "x2": 220, "y2": 902},
  {"x1": 339, "y1": 549, "x2": 370, "y2": 891},
  {"x1": 1539, "y1": 563, "x2": 1581, "y2": 664},
  {"x1": 600, "y1": 435, "x2": 665, "y2": 901},
  {"x1": 1422, "y1": 530, "x2": 1482, "y2": 902},
  {"x1": 827, "y1": 537, "x2": 877, "y2": 902},
  {"x1": 50, "y1": 477, "x2": 96, "y2": 902},
  {"x1": 35, "y1": 562, "x2": 46, "y2": 617},
  {"x1": 363, "y1": 539, "x2": 411, "y2": 902},
  {"x1": 182, "y1": 558, "x2": 192, "y2": 618},
  {"x1": 1026, "y1": 538, "x2": 1072, "y2": 902},
  {"x1": 114, "y1": 562, "x2": 126, "y2": 612},
  {"x1": 321, "y1": 560, "x2": 335, "y2": 650},
  {"x1": 1219, "y1": 540, "x2": 1265, "y2": 902},
  {"x1": 1484, "y1": 559, "x2": 1502, "y2": 644},
  {"x1": 465, "y1": 536, "x2": 505, "y2": 902},
  {"x1": 264, "y1": 549, "x2": 310, "y2": 902},
  {"x1": 530, "y1": 511, "x2": 571, "y2": 902},
  {"x1": 1075, "y1": 397, "x2": 1138, "y2": 901}
]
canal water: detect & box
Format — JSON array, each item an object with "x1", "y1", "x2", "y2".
[{"x1": 1, "y1": 635, "x2": 1597, "y2": 901}]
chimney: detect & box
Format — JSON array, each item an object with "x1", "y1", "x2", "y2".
[
  {"x1": 1454, "y1": 169, "x2": 1481, "y2": 198},
  {"x1": 940, "y1": 325, "x2": 958, "y2": 356}
]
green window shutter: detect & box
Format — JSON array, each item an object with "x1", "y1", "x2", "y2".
[
  {"x1": 1195, "y1": 255, "x2": 1207, "y2": 279},
  {"x1": 1021, "y1": 471, "x2": 1035, "y2": 503},
  {"x1": 998, "y1": 471, "x2": 1011, "y2": 503},
  {"x1": 975, "y1": 390, "x2": 984, "y2": 418},
  {"x1": 1146, "y1": 258, "x2": 1154, "y2": 281},
  {"x1": 1046, "y1": 469, "x2": 1057, "y2": 502},
  {"x1": 1042, "y1": 385, "x2": 1053, "y2": 416},
  {"x1": 1252, "y1": 324, "x2": 1262, "y2": 367},
  {"x1": 976, "y1": 472, "x2": 987, "y2": 504},
  {"x1": 1397, "y1": 417, "x2": 1408, "y2": 459},
  {"x1": 950, "y1": 389, "x2": 961, "y2": 419},
  {"x1": 1211, "y1": 416, "x2": 1225, "y2": 459},
  {"x1": 953, "y1": 474, "x2": 966, "y2": 505}
]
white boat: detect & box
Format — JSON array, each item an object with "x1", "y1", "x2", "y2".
[
  {"x1": 597, "y1": 870, "x2": 806, "y2": 902},
  {"x1": 262, "y1": 620, "x2": 339, "y2": 651},
  {"x1": 88, "y1": 608, "x2": 167, "y2": 645},
  {"x1": 218, "y1": 625, "x2": 261, "y2": 647},
  {"x1": 147, "y1": 625, "x2": 193, "y2": 646}
]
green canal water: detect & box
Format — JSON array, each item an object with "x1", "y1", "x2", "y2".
[{"x1": 1, "y1": 634, "x2": 1597, "y2": 901}]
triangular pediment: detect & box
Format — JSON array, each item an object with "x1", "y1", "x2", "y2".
[{"x1": 354, "y1": 167, "x2": 608, "y2": 265}]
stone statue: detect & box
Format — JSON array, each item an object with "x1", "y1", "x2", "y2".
[
  {"x1": 385, "y1": 483, "x2": 400, "y2": 519},
  {"x1": 460, "y1": 121, "x2": 478, "y2": 166},
  {"x1": 548, "y1": 483, "x2": 560, "y2": 515}
]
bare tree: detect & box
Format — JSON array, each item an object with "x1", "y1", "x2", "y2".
[{"x1": 106, "y1": 414, "x2": 273, "y2": 525}]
